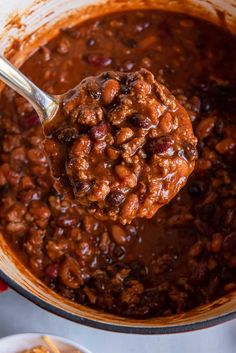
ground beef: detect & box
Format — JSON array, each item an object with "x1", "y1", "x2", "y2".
[{"x1": 44, "y1": 69, "x2": 197, "y2": 224}]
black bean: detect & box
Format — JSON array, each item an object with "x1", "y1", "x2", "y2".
[
  {"x1": 120, "y1": 84, "x2": 131, "y2": 95},
  {"x1": 107, "y1": 190, "x2": 125, "y2": 206},
  {"x1": 78, "y1": 124, "x2": 90, "y2": 134},
  {"x1": 199, "y1": 203, "x2": 215, "y2": 221},
  {"x1": 113, "y1": 246, "x2": 125, "y2": 259},
  {"x1": 130, "y1": 261, "x2": 148, "y2": 280},
  {"x1": 129, "y1": 113, "x2": 152, "y2": 129},
  {"x1": 86, "y1": 38, "x2": 96, "y2": 47},
  {"x1": 74, "y1": 180, "x2": 91, "y2": 193},
  {"x1": 89, "y1": 89, "x2": 101, "y2": 100},
  {"x1": 188, "y1": 182, "x2": 204, "y2": 197},
  {"x1": 56, "y1": 127, "x2": 79, "y2": 144},
  {"x1": 122, "y1": 38, "x2": 137, "y2": 48},
  {"x1": 120, "y1": 75, "x2": 135, "y2": 94}
]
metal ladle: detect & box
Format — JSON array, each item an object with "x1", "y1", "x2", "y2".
[{"x1": 0, "y1": 55, "x2": 59, "y2": 123}]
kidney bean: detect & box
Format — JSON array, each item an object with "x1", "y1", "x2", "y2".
[
  {"x1": 86, "y1": 54, "x2": 112, "y2": 67},
  {"x1": 46, "y1": 264, "x2": 59, "y2": 279},
  {"x1": 90, "y1": 122, "x2": 109, "y2": 141},
  {"x1": 122, "y1": 61, "x2": 135, "y2": 72},
  {"x1": 20, "y1": 112, "x2": 40, "y2": 130},
  {"x1": 145, "y1": 136, "x2": 173, "y2": 155}
]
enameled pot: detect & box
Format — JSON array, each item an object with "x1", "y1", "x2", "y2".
[{"x1": 0, "y1": 0, "x2": 236, "y2": 334}]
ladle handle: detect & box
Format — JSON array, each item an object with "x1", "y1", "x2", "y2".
[{"x1": 0, "y1": 55, "x2": 58, "y2": 123}]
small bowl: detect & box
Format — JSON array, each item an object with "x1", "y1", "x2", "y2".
[{"x1": 0, "y1": 333, "x2": 92, "y2": 353}]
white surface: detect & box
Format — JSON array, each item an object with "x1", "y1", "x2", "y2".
[
  {"x1": 0, "y1": 333, "x2": 92, "y2": 353},
  {"x1": 0, "y1": 290, "x2": 236, "y2": 353}
]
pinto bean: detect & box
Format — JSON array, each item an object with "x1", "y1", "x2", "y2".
[
  {"x1": 102, "y1": 79, "x2": 120, "y2": 105},
  {"x1": 196, "y1": 117, "x2": 216, "y2": 140},
  {"x1": 59, "y1": 257, "x2": 84, "y2": 289}
]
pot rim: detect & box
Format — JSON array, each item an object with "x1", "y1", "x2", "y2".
[{"x1": 1, "y1": 268, "x2": 236, "y2": 334}]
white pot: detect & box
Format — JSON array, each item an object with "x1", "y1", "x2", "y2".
[{"x1": 0, "y1": 0, "x2": 236, "y2": 334}]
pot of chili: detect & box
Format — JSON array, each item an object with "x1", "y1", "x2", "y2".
[{"x1": 0, "y1": 0, "x2": 236, "y2": 334}]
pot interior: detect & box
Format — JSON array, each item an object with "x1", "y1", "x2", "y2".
[{"x1": 0, "y1": 0, "x2": 236, "y2": 333}]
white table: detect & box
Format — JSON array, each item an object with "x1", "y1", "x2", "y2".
[{"x1": 0, "y1": 289, "x2": 235, "y2": 353}]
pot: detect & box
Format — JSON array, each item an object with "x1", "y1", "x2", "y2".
[{"x1": 0, "y1": 0, "x2": 235, "y2": 334}]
